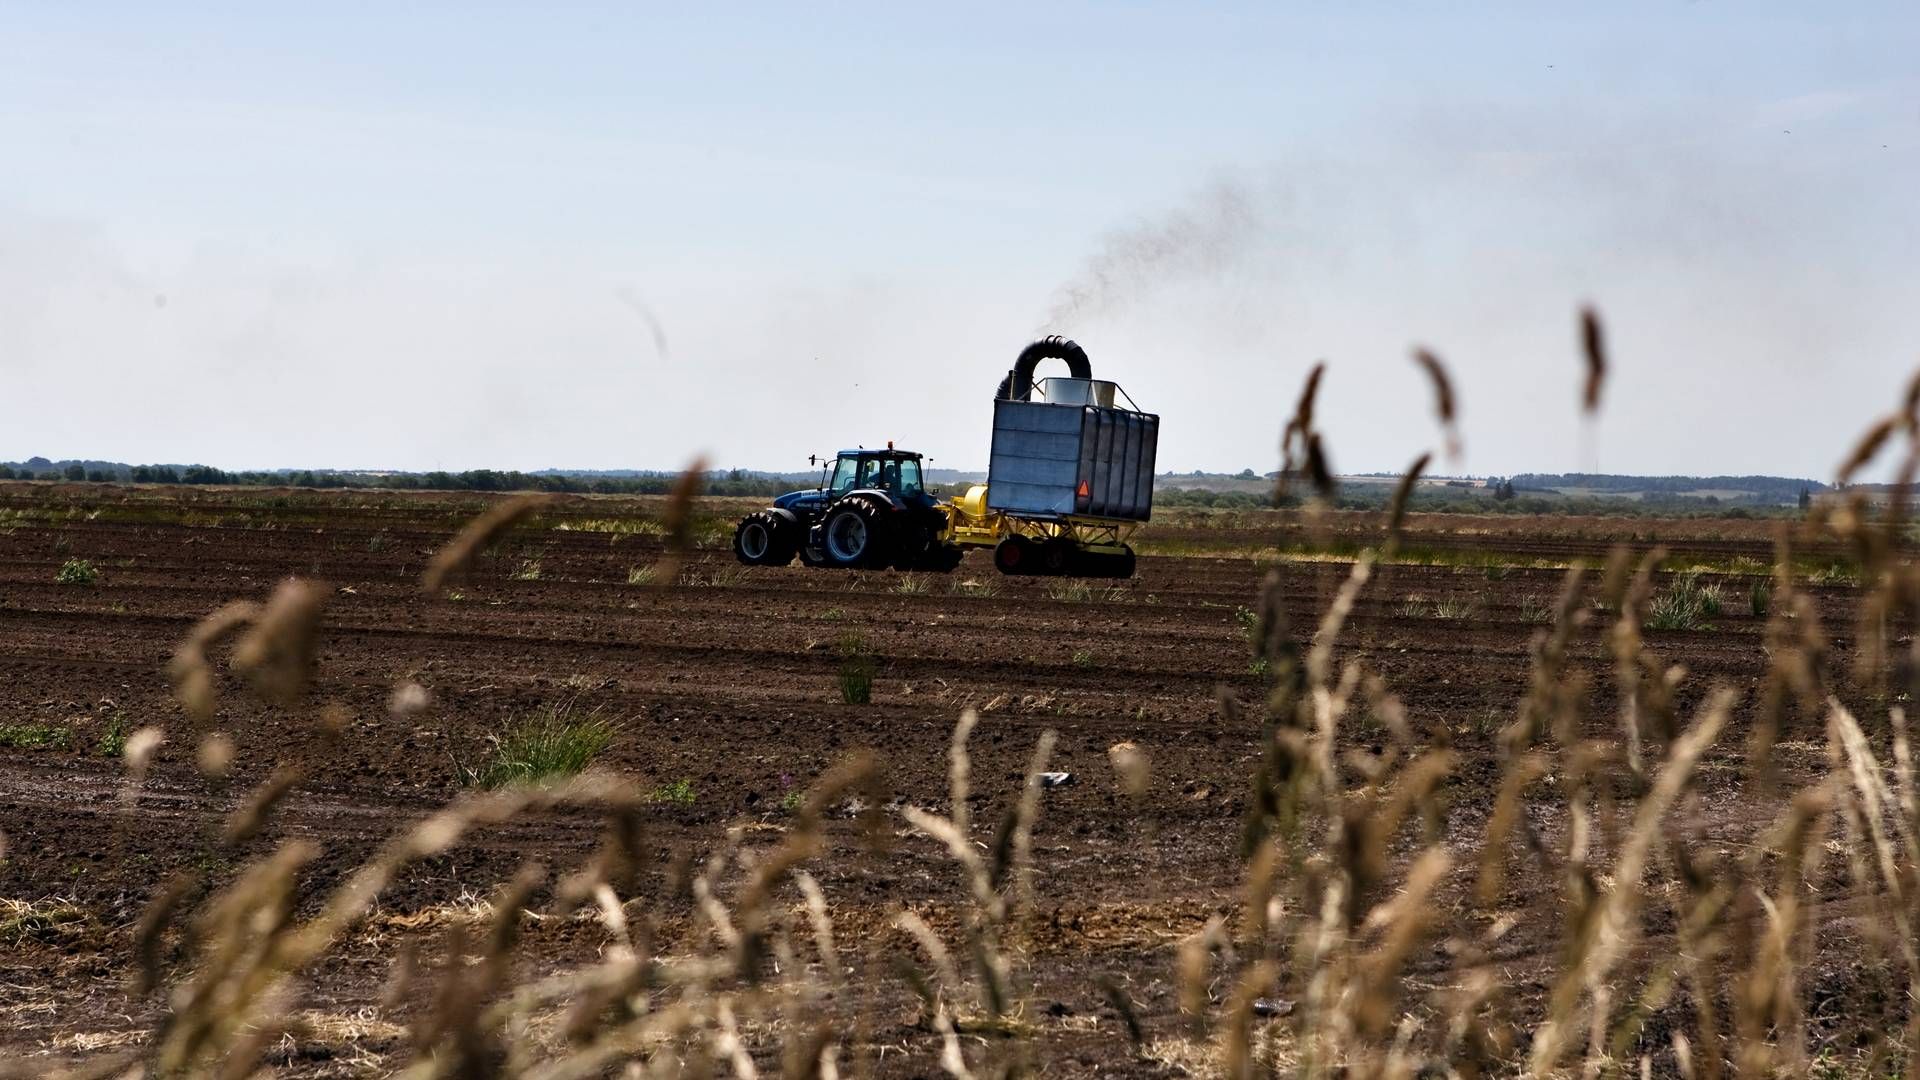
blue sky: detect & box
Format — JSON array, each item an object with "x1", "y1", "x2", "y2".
[{"x1": 2, "y1": 3, "x2": 1915, "y2": 477}]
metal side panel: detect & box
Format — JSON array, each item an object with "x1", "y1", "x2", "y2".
[
  {"x1": 988, "y1": 399, "x2": 1086, "y2": 516},
  {"x1": 1137, "y1": 414, "x2": 1159, "y2": 518}
]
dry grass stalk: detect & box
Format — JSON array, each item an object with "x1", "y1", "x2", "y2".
[
  {"x1": 1580, "y1": 305, "x2": 1606, "y2": 414},
  {"x1": 1411, "y1": 348, "x2": 1461, "y2": 460},
  {"x1": 1839, "y1": 414, "x2": 1900, "y2": 487},
  {"x1": 1384, "y1": 452, "x2": 1431, "y2": 555},
  {"x1": 167, "y1": 600, "x2": 262, "y2": 722},
  {"x1": 653, "y1": 455, "x2": 709, "y2": 585},
  {"x1": 420, "y1": 492, "x2": 554, "y2": 595},
  {"x1": 229, "y1": 577, "x2": 327, "y2": 705}
]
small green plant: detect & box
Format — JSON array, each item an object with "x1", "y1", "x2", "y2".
[
  {"x1": 780, "y1": 790, "x2": 806, "y2": 815},
  {"x1": 948, "y1": 578, "x2": 1001, "y2": 599},
  {"x1": 96, "y1": 712, "x2": 130, "y2": 757},
  {"x1": 648, "y1": 779, "x2": 697, "y2": 805},
  {"x1": 836, "y1": 632, "x2": 874, "y2": 705},
  {"x1": 1432, "y1": 596, "x2": 1476, "y2": 620},
  {"x1": 821, "y1": 607, "x2": 845, "y2": 621},
  {"x1": 1750, "y1": 578, "x2": 1772, "y2": 617},
  {"x1": 626, "y1": 565, "x2": 656, "y2": 586},
  {"x1": 1646, "y1": 571, "x2": 1723, "y2": 631},
  {"x1": 0, "y1": 723, "x2": 72, "y2": 750},
  {"x1": 510, "y1": 558, "x2": 543, "y2": 581},
  {"x1": 1234, "y1": 606, "x2": 1271, "y2": 677},
  {"x1": 366, "y1": 532, "x2": 393, "y2": 552},
  {"x1": 465, "y1": 702, "x2": 615, "y2": 789},
  {"x1": 1071, "y1": 649, "x2": 1094, "y2": 668},
  {"x1": 55, "y1": 558, "x2": 97, "y2": 585},
  {"x1": 893, "y1": 573, "x2": 929, "y2": 595}
]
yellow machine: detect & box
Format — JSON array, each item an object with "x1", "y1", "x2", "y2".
[{"x1": 939, "y1": 484, "x2": 1139, "y2": 577}]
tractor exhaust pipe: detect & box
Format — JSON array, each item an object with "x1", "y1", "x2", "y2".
[{"x1": 996, "y1": 336, "x2": 1092, "y2": 401}]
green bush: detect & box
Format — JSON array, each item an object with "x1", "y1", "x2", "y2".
[{"x1": 56, "y1": 558, "x2": 98, "y2": 585}]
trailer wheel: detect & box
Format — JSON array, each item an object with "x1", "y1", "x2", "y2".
[
  {"x1": 1040, "y1": 542, "x2": 1075, "y2": 575},
  {"x1": 734, "y1": 511, "x2": 797, "y2": 566},
  {"x1": 1074, "y1": 546, "x2": 1136, "y2": 579},
  {"x1": 821, "y1": 499, "x2": 891, "y2": 568},
  {"x1": 993, "y1": 536, "x2": 1034, "y2": 576}
]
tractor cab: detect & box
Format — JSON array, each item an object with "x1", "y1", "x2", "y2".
[{"x1": 825, "y1": 449, "x2": 924, "y2": 499}]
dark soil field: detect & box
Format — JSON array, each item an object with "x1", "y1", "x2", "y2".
[{"x1": 0, "y1": 483, "x2": 1888, "y2": 1076}]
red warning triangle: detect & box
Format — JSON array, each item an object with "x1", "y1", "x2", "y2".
[{"x1": 1076, "y1": 480, "x2": 1089, "y2": 498}]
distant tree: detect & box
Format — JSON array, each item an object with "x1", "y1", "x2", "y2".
[
  {"x1": 1235, "y1": 468, "x2": 1257, "y2": 480},
  {"x1": 63, "y1": 463, "x2": 86, "y2": 481},
  {"x1": 25, "y1": 456, "x2": 51, "y2": 469},
  {"x1": 295, "y1": 470, "x2": 319, "y2": 488},
  {"x1": 1798, "y1": 487, "x2": 1812, "y2": 510},
  {"x1": 0, "y1": 465, "x2": 13, "y2": 479},
  {"x1": 85, "y1": 469, "x2": 110, "y2": 482},
  {"x1": 1492, "y1": 477, "x2": 1517, "y2": 501}
]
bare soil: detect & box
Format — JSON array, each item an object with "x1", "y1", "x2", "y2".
[{"x1": 0, "y1": 483, "x2": 1880, "y2": 1075}]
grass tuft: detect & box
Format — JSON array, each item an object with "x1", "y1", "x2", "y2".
[
  {"x1": 1044, "y1": 579, "x2": 1131, "y2": 604},
  {"x1": 1646, "y1": 570, "x2": 1723, "y2": 630},
  {"x1": 0, "y1": 898, "x2": 92, "y2": 945},
  {"x1": 465, "y1": 701, "x2": 615, "y2": 789}
]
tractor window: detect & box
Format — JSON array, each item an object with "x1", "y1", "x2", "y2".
[
  {"x1": 830, "y1": 456, "x2": 859, "y2": 492},
  {"x1": 893, "y1": 459, "x2": 923, "y2": 496}
]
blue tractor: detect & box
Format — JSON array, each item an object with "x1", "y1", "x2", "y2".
[{"x1": 732, "y1": 447, "x2": 967, "y2": 571}]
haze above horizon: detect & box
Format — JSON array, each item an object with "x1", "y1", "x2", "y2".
[{"x1": 3, "y1": 4, "x2": 1915, "y2": 480}]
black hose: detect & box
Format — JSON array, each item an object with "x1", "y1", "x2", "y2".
[{"x1": 997, "y1": 336, "x2": 1092, "y2": 400}]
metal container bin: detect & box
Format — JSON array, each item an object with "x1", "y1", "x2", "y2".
[{"x1": 987, "y1": 381, "x2": 1158, "y2": 522}]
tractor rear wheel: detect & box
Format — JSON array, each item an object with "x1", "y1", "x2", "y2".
[
  {"x1": 821, "y1": 499, "x2": 892, "y2": 568},
  {"x1": 733, "y1": 511, "x2": 797, "y2": 567},
  {"x1": 993, "y1": 536, "x2": 1035, "y2": 576}
]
